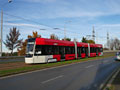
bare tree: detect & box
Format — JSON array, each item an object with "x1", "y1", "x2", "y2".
[
  {"x1": 4, "y1": 27, "x2": 23, "y2": 55},
  {"x1": 109, "y1": 38, "x2": 120, "y2": 50}
]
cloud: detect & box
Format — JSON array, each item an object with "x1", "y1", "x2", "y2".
[
  {"x1": 4, "y1": 23, "x2": 41, "y2": 28},
  {"x1": 4, "y1": 22, "x2": 64, "y2": 35}
]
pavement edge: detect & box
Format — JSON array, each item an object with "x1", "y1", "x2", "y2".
[{"x1": 99, "y1": 66, "x2": 120, "y2": 90}]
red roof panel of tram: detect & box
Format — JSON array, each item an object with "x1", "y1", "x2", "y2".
[
  {"x1": 35, "y1": 38, "x2": 102, "y2": 47},
  {"x1": 35, "y1": 38, "x2": 75, "y2": 46}
]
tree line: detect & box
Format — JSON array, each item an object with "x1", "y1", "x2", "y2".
[{"x1": 4, "y1": 27, "x2": 97, "y2": 56}]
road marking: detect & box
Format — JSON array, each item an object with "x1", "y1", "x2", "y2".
[
  {"x1": 41, "y1": 75, "x2": 64, "y2": 84},
  {"x1": 85, "y1": 65, "x2": 94, "y2": 68}
]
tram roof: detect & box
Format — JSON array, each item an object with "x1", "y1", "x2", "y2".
[
  {"x1": 34, "y1": 38, "x2": 102, "y2": 47},
  {"x1": 35, "y1": 38, "x2": 75, "y2": 46}
]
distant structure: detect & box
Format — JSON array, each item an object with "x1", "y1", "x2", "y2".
[
  {"x1": 92, "y1": 26, "x2": 95, "y2": 42},
  {"x1": 107, "y1": 31, "x2": 110, "y2": 50}
]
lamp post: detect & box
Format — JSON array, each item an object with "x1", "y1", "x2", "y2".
[{"x1": 0, "y1": 0, "x2": 12, "y2": 57}]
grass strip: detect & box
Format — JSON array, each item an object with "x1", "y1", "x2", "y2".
[{"x1": 0, "y1": 52, "x2": 116, "y2": 77}]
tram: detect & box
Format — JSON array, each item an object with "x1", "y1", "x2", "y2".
[{"x1": 25, "y1": 38, "x2": 103, "y2": 64}]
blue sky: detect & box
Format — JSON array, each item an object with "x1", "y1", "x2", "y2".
[{"x1": 1, "y1": 0, "x2": 120, "y2": 52}]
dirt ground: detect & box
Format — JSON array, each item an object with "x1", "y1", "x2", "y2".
[{"x1": 0, "y1": 62, "x2": 31, "y2": 70}]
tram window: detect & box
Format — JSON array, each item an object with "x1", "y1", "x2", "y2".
[
  {"x1": 90, "y1": 47, "x2": 93, "y2": 53},
  {"x1": 65, "y1": 46, "x2": 71, "y2": 54},
  {"x1": 93, "y1": 47, "x2": 95, "y2": 53},
  {"x1": 81, "y1": 47, "x2": 85, "y2": 53},
  {"x1": 41, "y1": 46, "x2": 47, "y2": 55},
  {"x1": 94, "y1": 48, "x2": 96, "y2": 53},
  {"x1": 77, "y1": 47, "x2": 80, "y2": 54},
  {"x1": 100, "y1": 48, "x2": 103, "y2": 52},
  {"x1": 53, "y1": 46, "x2": 59, "y2": 54},
  {"x1": 98, "y1": 48, "x2": 100, "y2": 52},
  {"x1": 47, "y1": 45, "x2": 53, "y2": 55},
  {"x1": 59, "y1": 46, "x2": 65, "y2": 54},
  {"x1": 85, "y1": 47, "x2": 88, "y2": 53},
  {"x1": 40, "y1": 45, "x2": 53, "y2": 55},
  {"x1": 71, "y1": 47, "x2": 75, "y2": 54},
  {"x1": 35, "y1": 45, "x2": 42, "y2": 55},
  {"x1": 80, "y1": 47, "x2": 81, "y2": 53},
  {"x1": 65, "y1": 47, "x2": 67, "y2": 54}
]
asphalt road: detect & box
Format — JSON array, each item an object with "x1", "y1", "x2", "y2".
[{"x1": 0, "y1": 57, "x2": 120, "y2": 90}]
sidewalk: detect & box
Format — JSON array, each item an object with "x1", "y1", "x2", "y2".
[
  {"x1": 104, "y1": 68, "x2": 120, "y2": 90},
  {"x1": 111, "y1": 70, "x2": 120, "y2": 90}
]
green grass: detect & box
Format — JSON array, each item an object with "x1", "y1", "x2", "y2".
[
  {"x1": 0, "y1": 52, "x2": 116, "y2": 77},
  {"x1": 105, "y1": 85, "x2": 115, "y2": 90}
]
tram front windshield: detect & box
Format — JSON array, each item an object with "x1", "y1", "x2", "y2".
[{"x1": 26, "y1": 43, "x2": 34, "y2": 57}]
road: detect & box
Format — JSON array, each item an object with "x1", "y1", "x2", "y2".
[{"x1": 0, "y1": 57, "x2": 120, "y2": 90}]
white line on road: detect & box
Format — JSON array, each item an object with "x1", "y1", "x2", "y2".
[
  {"x1": 41, "y1": 75, "x2": 64, "y2": 84},
  {"x1": 85, "y1": 65, "x2": 94, "y2": 68}
]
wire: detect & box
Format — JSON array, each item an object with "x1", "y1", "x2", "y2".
[
  {"x1": 3, "y1": 12, "x2": 106, "y2": 41},
  {"x1": 3, "y1": 12, "x2": 84, "y2": 35},
  {"x1": 4, "y1": 12, "x2": 62, "y2": 30}
]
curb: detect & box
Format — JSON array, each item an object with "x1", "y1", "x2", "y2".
[{"x1": 99, "y1": 66, "x2": 120, "y2": 90}]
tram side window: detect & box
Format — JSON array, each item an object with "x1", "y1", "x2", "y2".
[
  {"x1": 40, "y1": 45, "x2": 53, "y2": 55},
  {"x1": 77, "y1": 47, "x2": 80, "y2": 54},
  {"x1": 35, "y1": 45, "x2": 42, "y2": 55},
  {"x1": 81, "y1": 47, "x2": 85, "y2": 53},
  {"x1": 85, "y1": 47, "x2": 88, "y2": 54},
  {"x1": 65, "y1": 46, "x2": 71, "y2": 54},
  {"x1": 71, "y1": 47, "x2": 75, "y2": 54},
  {"x1": 90, "y1": 47, "x2": 95, "y2": 53},
  {"x1": 59, "y1": 46, "x2": 65, "y2": 55},
  {"x1": 90, "y1": 47, "x2": 92, "y2": 53},
  {"x1": 98, "y1": 48, "x2": 100, "y2": 52},
  {"x1": 47, "y1": 45, "x2": 53, "y2": 55},
  {"x1": 100, "y1": 48, "x2": 103, "y2": 52},
  {"x1": 53, "y1": 46, "x2": 59, "y2": 54},
  {"x1": 93, "y1": 47, "x2": 95, "y2": 53}
]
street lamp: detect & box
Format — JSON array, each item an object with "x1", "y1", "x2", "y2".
[
  {"x1": 64, "y1": 20, "x2": 71, "y2": 40},
  {"x1": 8, "y1": 0, "x2": 12, "y2": 3},
  {"x1": 1, "y1": 0, "x2": 12, "y2": 57}
]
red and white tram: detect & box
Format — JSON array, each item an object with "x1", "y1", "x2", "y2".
[{"x1": 25, "y1": 38, "x2": 103, "y2": 64}]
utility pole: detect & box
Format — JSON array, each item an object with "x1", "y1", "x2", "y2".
[
  {"x1": 0, "y1": 0, "x2": 12, "y2": 57},
  {"x1": 0, "y1": 10, "x2": 3, "y2": 57},
  {"x1": 107, "y1": 31, "x2": 110, "y2": 50},
  {"x1": 92, "y1": 26, "x2": 95, "y2": 42}
]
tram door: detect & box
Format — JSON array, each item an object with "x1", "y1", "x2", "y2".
[
  {"x1": 59, "y1": 46, "x2": 65, "y2": 59},
  {"x1": 96, "y1": 48, "x2": 98, "y2": 56},
  {"x1": 77, "y1": 47, "x2": 81, "y2": 57},
  {"x1": 85, "y1": 47, "x2": 88, "y2": 57}
]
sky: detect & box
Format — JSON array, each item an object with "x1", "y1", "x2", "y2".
[{"x1": 1, "y1": 0, "x2": 120, "y2": 52}]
